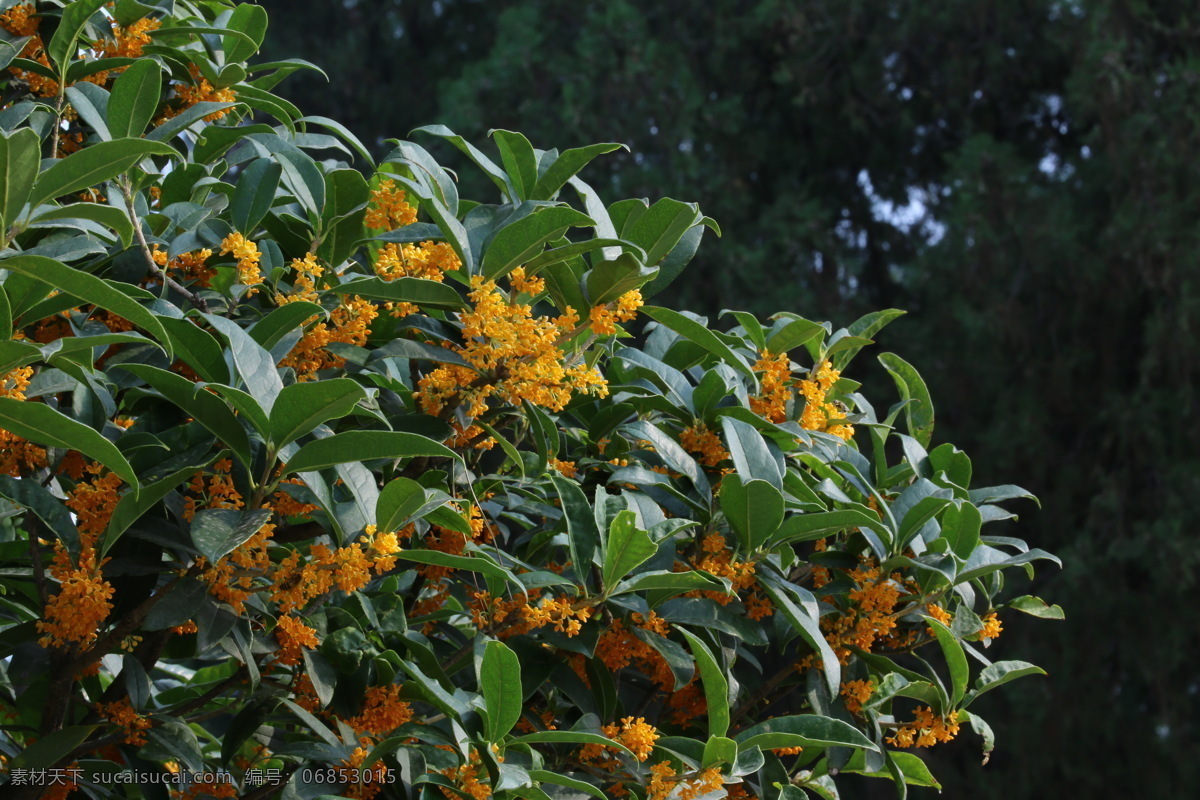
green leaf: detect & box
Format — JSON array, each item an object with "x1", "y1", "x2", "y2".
[
  {"x1": 116, "y1": 364, "x2": 253, "y2": 467},
  {"x1": 926, "y1": 618, "x2": 969, "y2": 707},
  {"x1": 719, "y1": 475, "x2": 784, "y2": 552},
  {"x1": 531, "y1": 142, "x2": 626, "y2": 200},
  {"x1": 643, "y1": 306, "x2": 755, "y2": 383},
  {"x1": 601, "y1": 510, "x2": 657, "y2": 591},
  {"x1": 766, "y1": 318, "x2": 826, "y2": 354},
  {"x1": 842, "y1": 749, "x2": 941, "y2": 788},
  {"x1": 524, "y1": 770, "x2": 606, "y2": 800},
  {"x1": 757, "y1": 570, "x2": 840, "y2": 697},
  {"x1": 107, "y1": 59, "x2": 161, "y2": 139},
  {"x1": 678, "y1": 628, "x2": 730, "y2": 738},
  {"x1": 224, "y1": 3, "x2": 268, "y2": 63},
  {"x1": 0, "y1": 256, "x2": 171, "y2": 356},
  {"x1": 735, "y1": 715, "x2": 877, "y2": 752},
  {"x1": 204, "y1": 313, "x2": 283, "y2": 412},
  {"x1": 878, "y1": 352, "x2": 935, "y2": 448},
  {"x1": 966, "y1": 661, "x2": 1047, "y2": 706},
  {"x1": 248, "y1": 300, "x2": 325, "y2": 352},
  {"x1": 375, "y1": 477, "x2": 427, "y2": 532},
  {"x1": 0, "y1": 397, "x2": 137, "y2": 486},
  {"x1": 480, "y1": 639, "x2": 522, "y2": 742},
  {"x1": 146, "y1": 102, "x2": 241, "y2": 142},
  {"x1": 28, "y1": 139, "x2": 180, "y2": 209},
  {"x1": 318, "y1": 168, "x2": 369, "y2": 266},
  {"x1": 229, "y1": 158, "x2": 282, "y2": 234},
  {"x1": 104, "y1": 445, "x2": 221, "y2": 555},
  {"x1": 397, "y1": 549, "x2": 514, "y2": 589},
  {"x1": 481, "y1": 206, "x2": 596, "y2": 280},
  {"x1": 550, "y1": 474, "x2": 598, "y2": 587},
  {"x1": 337, "y1": 276, "x2": 465, "y2": 310},
  {"x1": 298, "y1": 115, "x2": 375, "y2": 167},
  {"x1": 11, "y1": 724, "x2": 98, "y2": 770},
  {"x1": 721, "y1": 416, "x2": 781, "y2": 489},
  {"x1": 190, "y1": 508, "x2": 273, "y2": 565},
  {"x1": 1007, "y1": 595, "x2": 1065, "y2": 620},
  {"x1": 0, "y1": 128, "x2": 40, "y2": 227},
  {"x1": 939, "y1": 502, "x2": 981, "y2": 561},
  {"x1": 158, "y1": 317, "x2": 229, "y2": 384},
  {"x1": 28, "y1": 203, "x2": 134, "y2": 249},
  {"x1": 612, "y1": 569, "x2": 724, "y2": 596},
  {"x1": 269, "y1": 378, "x2": 365, "y2": 448},
  {"x1": 47, "y1": 0, "x2": 108, "y2": 75},
  {"x1": 490, "y1": 129, "x2": 538, "y2": 200},
  {"x1": 773, "y1": 509, "x2": 890, "y2": 546},
  {"x1": 624, "y1": 198, "x2": 703, "y2": 266},
  {"x1": 584, "y1": 252, "x2": 656, "y2": 307},
  {"x1": 702, "y1": 736, "x2": 738, "y2": 768},
  {"x1": 0, "y1": 475, "x2": 80, "y2": 564},
  {"x1": 283, "y1": 431, "x2": 458, "y2": 474}
]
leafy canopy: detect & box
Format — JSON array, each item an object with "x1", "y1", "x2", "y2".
[{"x1": 0, "y1": 2, "x2": 1059, "y2": 799}]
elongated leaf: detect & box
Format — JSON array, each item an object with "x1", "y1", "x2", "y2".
[
  {"x1": 721, "y1": 415, "x2": 781, "y2": 489},
  {"x1": 224, "y1": 3, "x2": 268, "y2": 62},
  {"x1": 602, "y1": 510, "x2": 657, "y2": 591},
  {"x1": 773, "y1": 509, "x2": 889, "y2": 546},
  {"x1": 678, "y1": 628, "x2": 730, "y2": 737},
  {"x1": 734, "y1": 714, "x2": 877, "y2": 752},
  {"x1": 927, "y1": 617, "x2": 970, "y2": 707},
  {"x1": 490, "y1": 129, "x2": 538, "y2": 199},
  {"x1": 146, "y1": 101, "x2": 240, "y2": 142},
  {"x1": 248, "y1": 300, "x2": 325, "y2": 351},
  {"x1": 531, "y1": 142, "x2": 626, "y2": 200},
  {"x1": 757, "y1": 571, "x2": 840, "y2": 697},
  {"x1": 642, "y1": 306, "x2": 755, "y2": 383},
  {"x1": 11, "y1": 725, "x2": 98, "y2": 770},
  {"x1": 613, "y1": 569, "x2": 724, "y2": 596},
  {"x1": 191, "y1": 508, "x2": 273, "y2": 565},
  {"x1": 550, "y1": 474, "x2": 598, "y2": 586},
  {"x1": 47, "y1": 0, "x2": 108, "y2": 74},
  {"x1": 107, "y1": 59, "x2": 161, "y2": 138},
  {"x1": 105, "y1": 448, "x2": 220, "y2": 555},
  {"x1": 158, "y1": 317, "x2": 229, "y2": 384},
  {"x1": 269, "y1": 378, "x2": 365, "y2": 448},
  {"x1": 625, "y1": 198, "x2": 704, "y2": 265},
  {"x1": 0, "y1": 397, "x2": 137, "y2": 486},
  {"x1": 1, "y1": 256, "x2": 170, "y2": 356},
  {"x1": 0, "y1": 128, "x2": 40, "y2": 226},
  {"x1": 204, "y1": 313, "x2": 283, "y2": 412},
  {"x1": 337, "y1": 276, "x2": 464, "y2": 309},
  {"x1": 283, "y1": 431, "x2": 457, "y2": 474},
  {"x1": 414, "y1": 124, "x2": 515, "y2": 199},
  {"x1": 517, "y1": 732, "x2": 637, "y2": 762},
  {"x1": 318, "y1": 168, "x2": 369, "y2": 266},
  {"x1": 878, "y1": 352, "x2": 935, "y2": 448},
  {"x1": 0, "y1": 475, "x2": 79, "y2": 562},
  {"x1": 375, "y1": 477, "x2": 427, "y2": 533},
  {"x1": 117, "y1": 364, "x2": 252, "y2": 467},
  {"x1": 967, "y1": 661, "x2": 1047, "y2": 705},
  {"x1": 229, "y1": 158, "x2": 281, "y2": 234},
  {"x1": 481, "y1": 206, "x2": 595, "y2": 280},
  {"x1": 480, "y1": 640, "x2": 522, "y2": 742},
  {"x1": 720, "y1": 475, "x2": 784, "y2": 552},
  {"x1": 28, "y1": 138, "x2": 180, "y2": 209},
  {"x1": 29, "y1": 203, "x2": 134, "y2": 249},
  {"x1": 298, "y1": 115, "x2": 374, "y2": 167}
]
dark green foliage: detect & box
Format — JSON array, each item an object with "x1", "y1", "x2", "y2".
[{"x1": 265, "y1": 1, "x2": 1200, "y2": 796}]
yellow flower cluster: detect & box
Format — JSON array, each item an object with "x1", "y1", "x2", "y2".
[
  {"x1": 158, "y1": 65, "x2": 237, "y2": 124},
  {"x1": 809, "y1": 559, "x2": 903, "y2": 666},
  {"x1": 977, "y1": 610, "x2": 1002, "y2": 642},
  {"x1": 281, "y1": 295, "x2": 379, "y2": 380},
  {"x1": 346, "y1": 684, "x2": 414, "y2": 736},
  {"x1": 799, "y1": 360, "x2": 854, "y2": 440},
  {"x1": 589, "y1": 289, "x2": 643, "y2": 335},
  {"x1": 689, "y1": 534, "x2": 771, "y2": 618},
  {"x1": 749, "y1": 350, "x2": 792, "y2": 423},
  {"x1": 579, "y1": 716, "x2": 659, "y2": 765},
  {"x1": 152, "y1": 246, "x2": 216, "y2": 288},
  {"x1": 416, "y1": 276, "x2": 607, "y2": 418},
  {"x1": 591, "y1": 614, "x2": 676, "y2": 690},
  {"x1": 647, "y1": 761, "x2": 725, "y2": 800},
  {"x1": 274, "y1": 615, "x2": 321, "y2": 667},
  {"x1": 95, "y1": 698, "x2": 152, "y2": 746},
  {"x1": 364, "y1": 179, "x2": 418, "y2": 231},
  {"x1": 1, "y1": 3, "x2": 56, "y2": 96},
  {"x1": 270, "y1": 527, "x2": 400, "y2": 614},
  {"x1": 39, "y1": 464, "x2": 122, "y2": 649},
  {"x1": 886, "y1": 706, "x2": 961, "y2": 748},
  {"x1": 439, "y1": 749, "x2": 492, "y2": 800},
  {"x1": 841, "y1": 678, "x2": 875, "y2": 715},
  {"x1": 219, "y1": 232, "x2": 264, "y2": 295},
  {"x1": 84, "y1": 17, "x2": 161, "y2": 85},
  {"x1": 0, "y1": 367, "x2": 48, "y2": 476},
  {"x1": 523, "y1": 595, "x2": 592, "y2": 636},
  {"x1": 548, "y1": 457, "x2": 577, "y2": 477},
  {"x1": 340, "y1": 736, "x2": 391, "y2": 800},
  {"x1": 373, "y1": 240, "x2": 461, "y2": 317},
  {"x1": 679, "y1": 423, "x2": 729, "y2": 467},
  {"x1": 278, "y1": 252, "x2": 323, "y2": 304}
]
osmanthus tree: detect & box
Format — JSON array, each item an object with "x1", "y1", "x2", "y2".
[{"x1": 0, "y1": 2, "x2": 1062, "y2": 799}]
